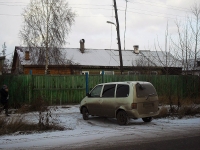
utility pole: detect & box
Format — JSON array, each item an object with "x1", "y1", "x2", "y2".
[{"x1": 113, "y1": 0, "x2": 123, "y2": 74}]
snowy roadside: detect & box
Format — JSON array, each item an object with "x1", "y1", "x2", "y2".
[{"x1": 0, "y1": 105, "x2": 200, "y2": 150}]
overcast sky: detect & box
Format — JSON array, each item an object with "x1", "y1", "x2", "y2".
[{"x1": 0, "y1": 0, "x2": 199, "y2": 59}]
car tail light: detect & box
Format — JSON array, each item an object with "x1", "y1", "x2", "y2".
[{"x1": 131, "y1": 103, "x2": 137, "y2": 109}]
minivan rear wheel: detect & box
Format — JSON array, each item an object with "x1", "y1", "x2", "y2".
[
  {"x1": 142, "y1": 117, "x2": 152, "y2": 122},
  {"x1": 117, "y1": 110, "x2": 129, "y2": 125},
  {"x1": 82, "y1": 107, "x2": 89, "y2": 120}
]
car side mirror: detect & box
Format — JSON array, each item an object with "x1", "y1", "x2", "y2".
[{"x1": 86, "y1": 93, "x2": 91, "y2": 97}]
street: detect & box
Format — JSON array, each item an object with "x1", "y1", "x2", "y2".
[{"x1": 63, "y1": 135, "x2": 200, "y2": 150}]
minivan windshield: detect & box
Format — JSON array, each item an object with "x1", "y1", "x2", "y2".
[{"x1": 136, "y1": 83, "x2": 157, "y2": 98}]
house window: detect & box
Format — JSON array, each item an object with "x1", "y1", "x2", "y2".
[
  {"x1": 151, "y1": 71, "x2": 158, "y2": 75},
  {"x1": 197, "y1": 61, "x2": 200, "y2": 67},
  {"x1": 128, "y1": 71, "x2": 140, "y2": 75},
  {"x1": 100, "y1": 71, "x2": 114, "y2": 75},
  {"x1": 81, "y1": 71, "x2": 89, "y2": 75}
]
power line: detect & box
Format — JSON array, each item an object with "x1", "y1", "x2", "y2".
[
  {"x1": 69, "y1": 4, "x2": 112, "y2": 7},
  {"x1": 72, "y1": 7, "x2": 112, "y2": 10},
  {"x1": 0, "y1": 3, "x2": 191, "y2": 19},
  {"x1": 0, "y1": 1, "x2": 192, "y2": 12},
  {"x1": 0, "y1": 4, "x2": 26, "y2": 6},
  {"x1": 128, "y1": 0, "x2": 190, "y2": 12},
  {"x1": 0, "y1": 5, "x2": 191, "y2": 19},
  {"x1": 0, "y1": 14, "x2": 21, "y2": 16},
  {"x1": 0, "y1": 13, "x2": 114, "y2": 17},
  {"x1": 120, "y1": 10, "x2": 182, "y2": 20},
  {"x1": 118, "y1": 9, "x2": 187, "y2": 19}
]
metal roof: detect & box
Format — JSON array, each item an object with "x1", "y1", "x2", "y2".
[{"x1": 15, "y1": 47, "x2": 182, "y2": 68}]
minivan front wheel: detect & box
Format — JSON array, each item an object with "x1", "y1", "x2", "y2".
[
  {"x1": 142, "y1": 117, "x2": 152, "y2": 122},
  {"x1": 82, "y1": 107, "x2": 89, "y2": 120},
  {"x1": 117, "y1": 110, "x2": 129, "y2": 125}
]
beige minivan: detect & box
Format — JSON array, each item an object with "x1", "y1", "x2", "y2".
[{"x1": 80, "y1": 81, "x2": 159, "y2": 125}]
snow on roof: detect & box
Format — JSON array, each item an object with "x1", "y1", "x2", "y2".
[
  {"x1": 15, "y1": 47, "x2": 181, "y2": 68},
  {"x1": 140, "y1": 51, "x2": 182, "y2": 67}
]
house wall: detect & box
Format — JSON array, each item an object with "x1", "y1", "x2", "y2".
[
  {"x1": 79, "y1": 67, "x2": 169, "y2": 75},
  {"x1": 0, "y1": 57, "x2": 5, "y2": 75},
  {"x1": 0, "y1": 59, "x2": 3, "y2": 75},
  {"x1": 23, "y1": 67, "x2": 71, "y2": 75},
  {"x1": 15, "y1": 65, "x2": 182, "y2": 75}
]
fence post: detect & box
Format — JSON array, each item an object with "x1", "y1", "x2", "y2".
[
  {"x1": 28, "y1": 75, "x2": 33, "y2": 104},
  {"x1": 85, "y1": 73, "x2": 89, "y2": 94},
  {"x1": 102, "y1": 70, "x2": 104, "y2": 83}
]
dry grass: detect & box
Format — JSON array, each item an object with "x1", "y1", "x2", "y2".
[
  {"x1": 17, "y1": 96, "x2": 49, "y2": 114},
  {"x1": 0, "y1": 96, "x2": 64, "y2": 136},
  {"x1": 178, "y1": 105, "x2": 200, "y2": 119},
  {"x1": 159, "y1": 96, "x2": 200, "y2": 105},
  {"x1": 0, "y1": 116, "x2": 36, "y2": 136},
  {"x1": 154, "y1": 106, "x2": 169, "y2": 119},
  {"x1": 0, "y1": 115, "x2": 64, "y2": 136}
]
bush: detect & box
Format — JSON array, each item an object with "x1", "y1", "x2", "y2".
[
  {"x1": 0, "y1": 96, "x2": 64, "y2": 136},
  {"x1": 0, "y1": 116, "x2": 37, "y2": 135},
  {"x1": 154, "y1": 106, "x2": 169, "y2": 118},
  {"x1": 178, "y1": 105, "x2": 200, "y2": 119},
  {"x1": 0, "y1": 114, "x2": 64, "y2": 136},
  {"x1": 17, "y1": 96, "x2": 49, "y2": 114}
]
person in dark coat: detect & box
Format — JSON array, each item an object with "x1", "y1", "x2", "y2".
[{"x1": 0, "y1": 85, "x2": 9, "y2": 116}]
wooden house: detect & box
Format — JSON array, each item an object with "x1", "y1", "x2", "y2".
[
  {"x1": 182, "y1": 58, "x2": 200, "y2": 76},
  {"x1": 11, "y1": 41, "x2": 182, "y2": 75},
  {"x1": 0, "y1": 56, "x2": 5, "y2": 75}
]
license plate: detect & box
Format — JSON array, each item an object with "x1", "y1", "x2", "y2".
[{"x1": 143, "y1": 103, "x2": 154, "y2": 107}]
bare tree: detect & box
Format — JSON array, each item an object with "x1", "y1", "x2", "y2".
[
  {"x1": 20, "y1": 0, "x2": 76, "y2": 74},
  {"x1": 170, "y1": 3, "x2": 200, "y2": 74},
  {"x1": 151, "y1": 3, "x2": 200, "y2": 75},
  {"x1": 0, "y1": 42, "x2": 12, "y2": 74},
  {"x1": 1, "y1": 42, "x2": 6, "y2": 56},
  {"x1": 190, "y1": 3, "x2": 200, "y2": 68}
]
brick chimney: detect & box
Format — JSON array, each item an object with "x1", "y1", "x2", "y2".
[
  {"x1": 25, "y1": 51, "x2": 30, "y2": 60},
  {"x1": 80, "y1": 39, "x2": 85, "y2": 53},
  {"x1": 133, "y1": 45, "x2": 139, "y2": 54}
]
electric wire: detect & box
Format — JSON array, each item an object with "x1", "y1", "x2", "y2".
[
  {"x1": 0, "y1": 1, "x2": 192, "y2": 12},
  {"x1": 0, "y1": 1, "x2": 193, "y2": 19},
  {"x1": 128, "y1": 0, "x2": 190, "y2": 12}
]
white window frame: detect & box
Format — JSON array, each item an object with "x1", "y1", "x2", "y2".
[
  {"x1": 81, "y1": 71, "x2": 89, "y2": 75},
  {"x1": 128, "y1": 71, "x2": 140, "y2": 75},
  {"x1": 151, "y1": 71, "x2": 158, "y2": 75},
  {"x1": 100, "y1": 71, "x2": 114, "y2": 75}
]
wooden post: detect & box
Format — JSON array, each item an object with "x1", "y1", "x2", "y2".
[{"x1": 113, "y1": 0, "x2": 123, "y2": 74}]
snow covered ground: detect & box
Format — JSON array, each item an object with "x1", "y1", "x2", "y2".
[{"x1": 0, "y1": 105, "x2": 200, "y2": 150}]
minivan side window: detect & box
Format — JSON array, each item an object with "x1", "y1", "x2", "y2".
[
  {"x1": 116, "y1": 84, "x2": 129, "y2": 97},
  {"x1": 102, "y1": 84, "x2": 116, "y2": 97},
  {"x1": 90, "y1": 85, "x2": 103, "y2": 97}
]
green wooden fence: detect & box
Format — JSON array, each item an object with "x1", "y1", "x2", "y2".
[{"x1": 0, "y1": 75, "x2": 199, "y2": 106}]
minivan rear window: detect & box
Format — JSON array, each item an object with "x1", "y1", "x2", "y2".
[
  {"x1": 116, "y1": 84, "x2": 129, "y2": 97},
  {"x1": 102, "y1": 84, "x2": 116, "y2": 97},
  {"x1": 136, "y1": 83, "x2": 157, "y2": 98}
]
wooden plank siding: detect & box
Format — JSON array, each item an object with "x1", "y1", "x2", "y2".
[
  {"x1": 0, "y1": 75, "x2": 199, "y2": 106},
  {"x1": 23, "y1": 66, "x2": 72, "y2": 75}
]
